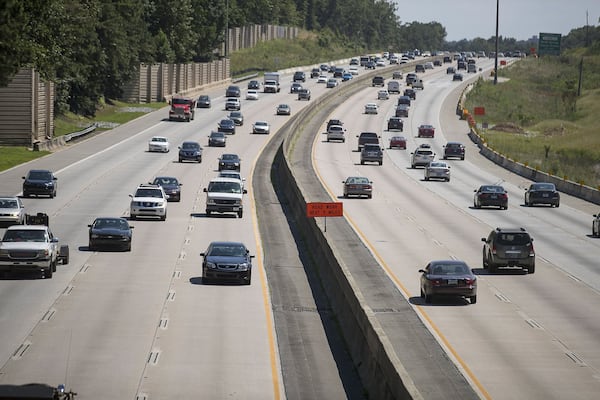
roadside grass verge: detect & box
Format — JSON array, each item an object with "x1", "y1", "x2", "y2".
[
  {"x1": 0, "y1": 147, "x2": 50, "y2": 171},
  {"x1": 2, "y1": 100, "x2": 166, "y2": 172},
  {"x1": 466, "y1": 55, "x2": 600, "y2": 188},
  {"x1": 230, "y1": 30, "x2": 363, "y2": 77}
]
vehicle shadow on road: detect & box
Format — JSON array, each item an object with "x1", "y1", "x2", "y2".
[
  {"x1": 472, "y1": 267, "x2": 528, "y2": 276},
  {"x1": 408, "y1": 296, "x2": 471, "y2": 306}
]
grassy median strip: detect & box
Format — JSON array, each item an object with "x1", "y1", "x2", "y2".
[{"x1": 466, "y1": 54, "x2": 600, "y2": 188}]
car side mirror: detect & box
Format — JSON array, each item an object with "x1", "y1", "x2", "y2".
[
  {"x1": 418, "y1": 269, "x2": 426, "y2": 274},
  {"x1": 243, "y1": 189, "x2": 247, "y2": 194},
  {"x1": 203, "y1": 188, "x2": 208, "y2": 192},
  {"x1": 481, "y1": 238, "x2": 486, "y2": 242},
  {"x1": 129, "y1": 194, "x2": 133, "y2": 198},
  {"x1": 87, "y1": 225, "x2": 92, "y2": 228}
]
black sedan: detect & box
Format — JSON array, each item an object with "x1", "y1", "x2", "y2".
[
  {"x1": 218, "y1": 153, "x2": 241, "y2": 172},
  {"x1": 217, "y1": 118, "x2": 236, "y2": 134},
  {"x1": 197, "y1": 95, "x2": 211, "y2": 108},
  {"x1": 208, "y1": 131, "x2": 226, "y2": 147},
  {"x1": 228, "y1": 111, "x2": 244, "y2": 126},
  {"x1": 201, "y1": 241, "x2": 254, "y2": 284},
  {"x1": 525, "y1": 182, "x2": 560, "y2": 207},
  {"x1": 152, "y1": 176, "x2": 182, "y2": 202},
  {"x1": 419, "y1": 260, "x2": 477, "y2": 304},
  {"x1": 474, "y1": 185, "x2": 508, "y2": 209},
  {"x1": 88, "y1": 217, "x2": 133, "y2": 251}
]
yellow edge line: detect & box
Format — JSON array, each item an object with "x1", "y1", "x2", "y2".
[
  {"x1": 249, "y1": 141, "x2": 282, "y2": 400},
  {"x1": 311, "y1": 131, "x2": 491, "y2": 400}
]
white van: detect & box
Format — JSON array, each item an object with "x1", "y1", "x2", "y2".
[{"x1": 387, "y1": 80, "x2": 401, "y2": 94}]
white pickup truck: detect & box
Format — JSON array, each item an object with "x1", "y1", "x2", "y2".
[
  {"x1": 204, "y1": 177, "x2": 247, "y2": 218},
  {"x1": 0, "y1": 224, "x2": 69, "y2": 278}
]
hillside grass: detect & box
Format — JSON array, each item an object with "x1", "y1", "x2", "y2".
[
  {"x1": 230, "y1": 30, "x2": 364, "y2": 77},
  {"x1": 465, "y1": 54, "x2": 600, "y2": 188}
]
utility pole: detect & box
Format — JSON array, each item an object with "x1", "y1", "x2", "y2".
[{"x1": 494, "y1": 0, "x2": 499, "y2": 85}]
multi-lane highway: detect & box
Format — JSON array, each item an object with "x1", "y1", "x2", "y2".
[
  {"x1": 0, "y1": 73, "x2": 350, "y2": 398},
  {"x1": 312, "y1": 59, "x2": 600, "y2": 399},
  {"x1": 1, "y1": 55, "x2": 599, "y2": 400}
]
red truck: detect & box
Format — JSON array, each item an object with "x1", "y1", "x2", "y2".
[{"x1": 169, "y1": 96, "x2": 196, "y2": 122}]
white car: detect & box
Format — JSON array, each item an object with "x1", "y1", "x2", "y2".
[
  {"x1": 129, "y1": 184, "x2": 168, "y2": 220},
  {"x1": 148, "y1": 136, "x2": 170, "y2": 153},
  {"x1": 326, "y1": 78, "x2": 338, "y2": 88},
  {"x1": 317, "y1": 75, "x2": 328, "y2": 84},
  {"x1": 0, "y1": 197, "x2": 25, "y2": 226},
  {"x1": 376, "y1": 59, "x2": 386, "y2": 67},
  {"x1": 252, "y1": 120, "x2": 270, "y2": 134},
  {"x1": 364, "y1": 103, "x2": 378, "y2": 114},
  {"x1": 424, "y1": 161, "x2": 451, "y2": 181},
  {"x1": 225, "y1": 97, "x2": 241, "y2": 110},
  {"x1": 377, "y1": 90, "x2": 389, "y2": 100},
  {"x1": 348, "y1": 66, "x2": 359, "y2": 75},
  {"x1": 246, "y1": 90, "x2": 259, "y2": 100},
  {"x1": 425, "y1": 61, "x2": 434, "y2": 69},
  {"x1": 326, "y1": 125, "x2": 346, "y2": 142}
]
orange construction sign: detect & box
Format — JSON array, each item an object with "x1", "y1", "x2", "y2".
[{"x1": 306, "y1": 202, "x2": 343, "y2": 217}]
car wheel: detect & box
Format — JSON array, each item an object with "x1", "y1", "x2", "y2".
[
  {"x1": 238, "y1": 210, "x2": 243, "y2": 218},
  {"x1": 50, "y1": 191, "x2": 55, "y2": 199},
  {"x1": 130, "y1": 214, "x2": 136, "y2": 220},
  {"x1": 528, "y1": 262, "x2": 535, "y2": 274},
  {"x1": 378, "y1": 161, "x2": 382, "y2": 165},
  {"x1": 489, "y1": 262, "x2": 497, "y2": 273},
  {"x1": 420, "y1": 288, "x2": 425, "y2": 298},
  {"x1": 245, "y1": 271, "x2": 252, "y2": 285},
  {"x1": 206, "y1": 210, "x2": 211, "y2": 216},
  {"x1": 179, "y1": 158, "x2": 183, "y2": 163},
  {"x1": 555, "y1": 202, "x2": 560, "y2": 208},
  {"x1": 160, "y1": 213, "x2": 166, "y2": 221},
  {"x1": 60, "y1": 245, "x2": 69, "y2": 264},
  {"x1": 425, "y1": 176, "x2": 429, "y2": 181},
  {"x1": 470, "y1": 296, "x2": 477, "y2": 304},
  {"x1": 203, "y1": 276, "x2": 211, "y2": 284},
  {"x1": 343, "y1": 193, "x2": 348, "y2": 198},
  {"x1": 45, "y1": 266, "x2": 53, "y2": 279},
  {"x1": 126, "y1": 242, "x2": 132, "y2": 252},
  {"x1": 524, "y1": 198, "x2": 529, "y2": 206},
  {"x1": 446, "y1": 178, "x2": 450, "y2": 182},
  {"x1": 424, "y1": 292, "x2": 433, "y2": 304},
  {"x1": 327, "y1": 138, "x2": 330, "y2": 142},
  {"x1": 360, "y1": 160, "x2": 364, "y2": 165}
]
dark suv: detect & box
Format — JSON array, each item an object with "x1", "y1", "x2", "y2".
[
  {"x1": 387, "y1": 117, "x2": 404, "y2": 131},
  {"x1": 443, "y1": 142, "x2": 465, "y2": 160},
  {"x1": 360, "y1": 144, "x2": 383, "y2": 165},
  {"x1": 371, "y1": 76, "x2": 385, "y2": 87},
  {"x1": 293, "y1": 71, "x2": 306, "y2": 82},
  {"x1": 22, "y1": 169, "x2": 57, "y2": 198},
  {"x1": 225, "y1": 85, "x2": 241, "y2": 97},
  {"x1": 201, "y1": 241, "x2": 254, "y2": 285},
  {"x1": 481, "y1": 227, "x2": 535, "y2": 273},
  {"x1": 178, "y1": 141, "x2": 203, "y2": 163},
  {"x1": 356, "y1": 132, "x2": 380, "y2": 151}
]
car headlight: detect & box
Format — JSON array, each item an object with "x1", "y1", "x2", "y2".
[
  {"x1": 0, "y1": 249, "x2": 9, "y2": 257},
  {"x1": 206, "y1": 262, "x2": 217, "y2": 269},
  {"x1": 237, "y1": 262, "x2": 249, "y2": 271},
  {"x1": 91, "y1": 234, "x2": 99, "y2": 239},
  {"x1": 38, "y1": 249, "x2": 50, "y2": 257}
]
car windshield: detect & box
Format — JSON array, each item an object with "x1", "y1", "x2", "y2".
[
  {"x1": 0, "y1": 199, "x2": 18, "y2": 208},
  {"x1": 346, "y1": 177, "x2": 369, "y2": 184},
  {"x1": 28, "y1": 171, "x2": 52, "y2": 180},
  {"x1": 211, "y1": 132, "x2": 224, "y2": 138},
  {"x1": 151, "y1": 137, "x2": 166, "y2": 143},
  {"x1": 429, "y1": 162, "x2": 446, "y2": 168},
  {"x1": 172, "y1": 98, "x2": 191, "y2": 105},
  {"x1": 207, "y1": 181, "x2": 242, "y2": 194},
  {"x1": 481, "y1": 185, "x2": 504, "y2": 193},
  {"x1": 3, "y1": 229, "x2": 46, "y2": 242},
  {"x1": 531, "y1": 183, "x2": 555, "y2": 191},
  {"x1": 182, "y1": 142, "x2": 199, "y2": 149},
  {"x1": 430, "y1": 263, "x2": 470, "y2": 275},
  {"x1": 209, "y1": 244, "x2": 247, "y2": 257},
  {"x1": 222, "y1": 155, "x2": 238, "y2": 161},
  {"x1": 199, "y1": 96, "x2": 209, "y2": 101},
  {"x1": 154, "y1": 177, "x2": 178, "y2": 185},
  {"x1": 94, "y1": 218, "x2": 128, "y2": 229},
  {"x1": 497, "y1": 233, "x2": 531, "y2": 245},
  {"x1": 135, "y1": 189, "x2": 163, "y2": 198}
]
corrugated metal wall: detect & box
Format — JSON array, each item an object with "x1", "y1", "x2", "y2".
[{"x1": 0, "y1": 69, "x2": 53, "y2": 146}]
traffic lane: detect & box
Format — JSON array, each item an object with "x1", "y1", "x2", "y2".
[
  {"x1": 0, "y1": 81, "x2": 311, "y2": 397},
  {"x1": 313, "y1": 81, "x2": 600, "y2": 398}
]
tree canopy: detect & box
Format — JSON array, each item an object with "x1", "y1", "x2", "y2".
[{"x1": 0, "y1": 0, "x2": 596, "y2": 116}]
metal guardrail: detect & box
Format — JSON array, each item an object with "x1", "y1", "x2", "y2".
[
  {"x1": 232, "y1": 73, "x2": 259, "y2": 83},
  {"x1": 64, "y1": 123, "x2": 97, "y2": 142}
]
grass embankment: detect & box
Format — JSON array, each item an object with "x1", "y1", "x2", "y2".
[
  {"x1": 1, "y1": 100, "x2": 167, "y2": 171},
  {"x1": 465, "y1": 54, "x2": 600, "y2": 188},
  {"x1": 230, "y1": 30, "x2": 363, "y2": 77}
]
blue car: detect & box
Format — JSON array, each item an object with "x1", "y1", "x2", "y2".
[{"x1": 342, "y1": 73, "x2": 353, "y2": 81}]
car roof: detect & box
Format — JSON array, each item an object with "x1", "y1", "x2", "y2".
[
  {"x1": 6, "y1": 225, "x2": 47, "y2": 231},
  {"x1": 209, "y1": 177, "x2": 243, "y2": 184}
]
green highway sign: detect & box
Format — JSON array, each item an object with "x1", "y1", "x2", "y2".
[{"x1": 538, "y1": 33, "x2": 561, "y2": 56}]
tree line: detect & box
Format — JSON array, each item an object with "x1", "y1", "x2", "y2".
[{"x1": 1, "y1": 0, "x2": 597, "y2": 117}]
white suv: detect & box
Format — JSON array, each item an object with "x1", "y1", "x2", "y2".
[
  {"x1": 129, "y1": 184, "x2": 168, "y2": 220},
  {"x1": 411, "y1": 147, "x2": 435, "y2": 168}
]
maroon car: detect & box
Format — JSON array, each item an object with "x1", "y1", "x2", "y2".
[
  {"x1": 418, "y1": 124, "x2": 435, "y2": 138},
  {"x1": 389, "y1": 136, "x2": 407, "y2": 149},
  {"x1": 419, "y1": 260, "x2": 477, "y2": 304}
]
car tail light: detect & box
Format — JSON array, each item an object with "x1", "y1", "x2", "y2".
[
  {"x1": 365, "y1": 185, "x2": 372, "y2": 190},
  {"x1": 529, "y1": 243, "x2": 535, "y2": 257},
  {"x1": 464, "y1": 278, "x2": 476, "y2": 285},
  {"x1": 491, "y1": 245, "x2": 497, "y2": 255},
  {"x1": 500, "y1": 193, "x2": 508, "y2": 199},
  {"x1": 431, "y1": 279, "x2": 442, "y2": 286}
]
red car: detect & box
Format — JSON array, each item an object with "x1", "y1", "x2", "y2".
[
  {"x1": 418, "y1": 124, "x2": 435, "y2": 138},
  {"x1": 389, "y1": 135, "x2": 407, "y2": 149}
]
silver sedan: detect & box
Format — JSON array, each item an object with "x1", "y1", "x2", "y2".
[
  {"x1": 0, "y1": 197, "x2": 25, "y2": 226},
  {"x1": 424, "y1": 161, "x2": 450, "y2": 182}
]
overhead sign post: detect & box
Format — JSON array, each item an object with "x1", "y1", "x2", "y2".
[
  {"x1": 306, "y1": 202, "x2": 343, "y2": 232},
  {"x1": 538, "y1": 33, "x2": 561, "y2": 56}
]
